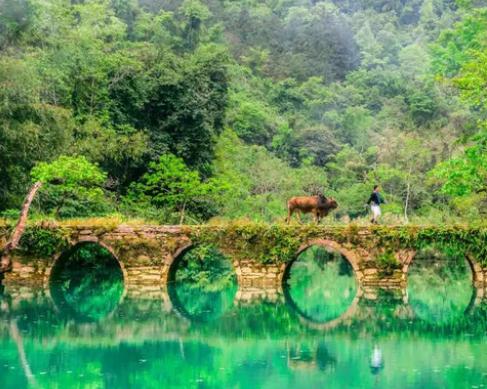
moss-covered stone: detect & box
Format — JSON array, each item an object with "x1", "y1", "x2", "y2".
[{"x1": 2, "y1": 220, "x2": 487, "y2": 290}]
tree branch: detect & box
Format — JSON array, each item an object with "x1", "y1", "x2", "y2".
[{"x1": 0, "y1": 181, "x2": 43, "y2": 274}]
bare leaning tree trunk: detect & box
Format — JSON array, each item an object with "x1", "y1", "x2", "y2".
[
  {"x1": 179, "y1": 201, "x2": 187, "y2": 225},
  {"x1": 0, "y1": 181, "x2": 43, "y2": 274},
  {"x1": 404, "y1": 166, "x2": 413, "y2": 224},
  {"x1": 404, "y1": 181, "x2": 411, "y2": 224}
]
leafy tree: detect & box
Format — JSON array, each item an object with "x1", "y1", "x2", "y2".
[
  {"x1": 179, "y1": 0, "x2": 211, "y2": 50},
  {"x1": 432, "y1": 128, "x2": 487, "y2": 197},
  {"x1": 226, "y1": 90, "x2": 281, "y2": 145},
  {"x1": 0, "y1": 0, "x2": 34, "y2": 49},
  {"x1": 31, "y1": 156, "x2": 109, "y2": 218},
  {"x1": 374, "y1": 134, "x2": 434, "y2": 220},
  {"x1": 127, "y1": 154, "x2": 227, "y2": 223},
  {"x1": 431, "y1": 5, "x2": 487, "y2": 216},
  {"x1": 0, "y1": 57, "x2": 74, "y2": 208},
  {"x1": 69, "y1": 119, "x2": 148, "y2": 191},
  {"x1": 142, "y1": 44, "x2": 230, "y2": 172},
  {"x1": 355, "y1": 22, "x2": 385, "y2": 69}
]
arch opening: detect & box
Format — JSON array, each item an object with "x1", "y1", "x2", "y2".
[
  {"x1": 407, "y1": 244, "x2": 475, "y2": 325},
  {"x1": 284, "y1": 244, "x2": 358, "y2": 325},
  {"x1": 167, "y1": 244, "x2": 237, "y2": 322},
  {"x1": 49, "y1": 242, "x2": 124, "y2": 322}
]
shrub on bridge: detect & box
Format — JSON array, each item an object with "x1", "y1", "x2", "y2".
[
  {"x1": 187, "y1": 222, "x2": 487, "y2": 266},
  {"x1": 18, "y1": 226, "x2": 69, "y2": 259},
  {"x1": 375, "y1": 251, "x2": 401, "y2": 275}
]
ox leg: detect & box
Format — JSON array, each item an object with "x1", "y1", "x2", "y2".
[
  {"x1": 286, "y1": 207, "x2": 293, "y2": 224},
  {"x1": 296, "y1": 211, "x2": 302, "y2": 224},
  {"x1": 313, "y1": 210, "x2": 319, "y2": 224}
]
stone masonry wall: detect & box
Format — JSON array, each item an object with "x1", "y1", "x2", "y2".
[{"x1": 1, "y1": 224, "x2": 486, "y2": 301}]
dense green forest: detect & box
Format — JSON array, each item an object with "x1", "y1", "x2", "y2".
[{"x1": 1, "y1": 0, "x2": 487, "y2": 224}]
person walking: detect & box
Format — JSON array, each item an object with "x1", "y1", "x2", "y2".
[{"x1": 367, "y1": 185, "x2": 385, "y2": 224}]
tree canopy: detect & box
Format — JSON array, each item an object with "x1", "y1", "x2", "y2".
[{"x1": 1, "y1": 0, "x2": 486, "y2": 223}]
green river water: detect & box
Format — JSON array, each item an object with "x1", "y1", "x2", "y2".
[{"x1": 0, "y1": 244, "x2": 486, "y2": 388}]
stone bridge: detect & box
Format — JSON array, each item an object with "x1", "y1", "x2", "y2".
[{"x1": 1, "y1": 222, "x2": 487, "y2": 301}]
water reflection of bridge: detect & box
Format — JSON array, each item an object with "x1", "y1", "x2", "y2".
[
  {"x1": 1, "y1": 282, "x2": 486, "y2": 340},
  {"x1": 1, "y1": 285, "x2": 485, "y2": 389},
  {"x1": 2, "y1": 289, "x2": 485, "y2": 389}
]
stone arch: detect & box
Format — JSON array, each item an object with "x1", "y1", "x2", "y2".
[
  {"x1": 403, "y1": 284, "x2": 482, "y2": 320},
  {"x1": 284, "y1": 287, "x2": 363, "y2": 331},
  {"x1": 165, "y1": 243, "x2": 194, "y2": 284},
  {"x1": 282, "y1": 239, "x2": 362, "y2": 331},
  {"x1": 166, "y1": 243, "x2": 238, "y2": 283},
  {"x1": 45, "y1": 241, "x2": 128, "y2": 317},
  {"x1": 283, "y1": 239, "x2": 362, "y2": 286},
  {"x1": 45, "y1": 240, "x2": 128, "y2": 289},
  {"x1": 165, "y1": 243, "x2": 238, "y2": 322}
]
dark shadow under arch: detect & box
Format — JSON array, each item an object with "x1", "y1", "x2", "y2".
[
  {"x1": 461, "y1": 256, "x2": 481, "y2": 315},
  {"x1": 464, "y1": 287, "x2": 482, "y2": 316}
]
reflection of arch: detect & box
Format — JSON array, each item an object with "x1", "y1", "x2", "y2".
[
  {"x1": 166, "y1": 243, "x2": 199, "y2": 322},
  {"x1": 167, "y1": 280, "x2": 238, "y2": 324},
  {"x1": 406, "y1": 285, "x2": 482, "y2": 319},
  {"x1": 283, "y1": 240, "x2": 361, "y2": 331},
  {"x1": 166, "y1": 244, "x2": 237, "y2": 323},
  {"x1": 284, "y1": 286, "x2": 362, "y2": 331},
  {"x1": 166, "y1": 281, "x2": 204, "y2": 323},
  {"x1": 46, "y1": 241, "x2": 127, "y2": 320},
  {"x1": 401, "y1": 286, "x2": 480, "y2": 324}
]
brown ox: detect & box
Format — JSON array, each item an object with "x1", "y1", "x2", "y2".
[{"x1": 286, "y1": 195, "x2": 338, "y2": 224}]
